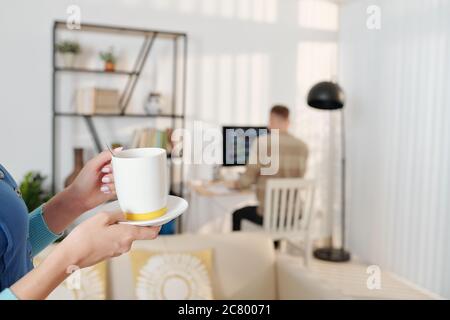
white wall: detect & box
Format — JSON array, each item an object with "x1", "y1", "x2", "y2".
[
  {"x1": 0, "y1": 0, "x2": 340, "y2": 238},
  {"x1": 0, "y1": 0, "x2": 292, "y2": 180},
  {"x1": 340, "y1": 0, "x2": 450, "y2": 298}
]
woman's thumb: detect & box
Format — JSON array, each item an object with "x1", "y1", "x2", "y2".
[
  {"x1": 90, "y1": 147, "x2": 123, "y2": 168},
  {"x1": 101, "y1": 210, "x2": 126, "y2": 225}
]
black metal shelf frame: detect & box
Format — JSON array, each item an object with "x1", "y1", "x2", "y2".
[
  {"x1": 55, "y1": 66, "x2": 138, "y2": 75},
  {"x1": 51, "y1": 21, "x2": 188, "y2": 226},
  {"x1": 54, "y1": 112, "x2": 185, "y2": 119}
]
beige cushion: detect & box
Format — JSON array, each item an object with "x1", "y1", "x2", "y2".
[
  {"x1": 129, "y1": 249, "x2": 214, "y2": 300},
  {"x1": 109, "y1": 232, "x2": 277, "y2": 299}
]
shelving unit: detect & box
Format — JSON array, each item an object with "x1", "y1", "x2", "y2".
[{"x1": 51, "y1": 21, "x2": 187, "y2": 231}]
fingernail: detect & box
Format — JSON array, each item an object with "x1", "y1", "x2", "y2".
[
  {"x1": 102, "y1": 176, "x2": 111, "y2": 183},
  {"x1": 101, "y1": 167, "x2": 110, "y2": 173},
  {"x1": 114, "y1": 147, "x2": 123, "y2": 152},
  {"x1": 100, "y1": 185, "x2": 110, "y2": 193}
]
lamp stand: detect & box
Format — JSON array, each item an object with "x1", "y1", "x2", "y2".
[{"x1": 313, "y1": 109, "x2": 351, "y2": 262}]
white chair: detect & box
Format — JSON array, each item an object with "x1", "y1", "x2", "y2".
[{"x1": 242, "y1": 178, "x2": 315, "y2": 266}]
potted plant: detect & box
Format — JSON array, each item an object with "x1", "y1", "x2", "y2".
[
  {"x1": 99, "y1": 47, "x2": 117, "y2": 72},
  {"x1": 56, "y1": 40, "x2": 81, "y2": 68},
  {"x1": 19, "y1": 171, "x2": 53, "y2": 212}
]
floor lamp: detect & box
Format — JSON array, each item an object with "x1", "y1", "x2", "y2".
[{"x1": 307, "y1": 81, "x2": 351, "y2": 262}]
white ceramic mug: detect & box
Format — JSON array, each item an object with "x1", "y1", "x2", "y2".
[{"x1": 112, "y1": 148, "x2": 168, "y2": 221}]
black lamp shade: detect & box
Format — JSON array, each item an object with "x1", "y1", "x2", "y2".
[{"x1": 307, "y1": 81, "x2": 345, "y2": 110}]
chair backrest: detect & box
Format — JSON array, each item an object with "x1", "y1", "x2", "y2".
[{"x1": 263, "y1": 178, "x2": 315, "y2": 233}]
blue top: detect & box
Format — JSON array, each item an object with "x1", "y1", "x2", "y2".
[{"x1": 0, "y1": 164, "x2": 62, "y2": 299}]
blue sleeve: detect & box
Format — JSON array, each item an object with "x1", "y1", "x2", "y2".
[
  {"x1": 0, "y1": 227, "x2": 18, "y2": 300},
  {"x1": 28, "y1": 205, "x2": 63, "y2": 257},
  {"x1": 0, "y1": 288, "x2": 18, "y2": 300}
]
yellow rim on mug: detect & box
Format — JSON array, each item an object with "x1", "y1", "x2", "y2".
[{"x1": 125, "y1": 207, "x2": 167, "y2": 221}]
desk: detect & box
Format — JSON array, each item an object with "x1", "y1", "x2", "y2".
[{"x1": 183, "y1": 180, "x2": 257, "y2": 233}]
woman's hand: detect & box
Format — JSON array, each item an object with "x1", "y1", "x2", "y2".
[
  {"x1": 10, "y1": 211, "x2": 161, "y2": 300},
  {"x1": 58, "y1": 211, "x2": 161, "y2": 268},
  {"x1": 68, "y1": 147, "x2": 122, "y2": 212},
  {"x1": 42, "y1": 148, "x2": 122, "y2": 234}
]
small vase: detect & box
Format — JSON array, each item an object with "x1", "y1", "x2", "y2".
[
  {"x1": 144, "y1": 92, "x2": 162, "y2": 115},
  {"x1": 104, "y1": 61, "x2": 115, "y2": 72},
  {"x1": 64, "y1": 148, "x2": 84, "y2": 187},
  {"x1": 62, "y1": 53, "x2": 76, "y2": 68}
]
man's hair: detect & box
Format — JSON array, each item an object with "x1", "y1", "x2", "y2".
[{"x1": 270, "y1": 105, "x2": 290, "y2": 119}]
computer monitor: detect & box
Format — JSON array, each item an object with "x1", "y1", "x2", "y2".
[{"x1": 222, "y1": 126, "x2": 269, "y2": 166}]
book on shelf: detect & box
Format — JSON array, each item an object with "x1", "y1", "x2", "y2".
[
  {"x1": 130, "y1": 127, "x2": 173, "y2": 154},
  {"x1": 75, "y1": 87, "x2": 120, "y2": 115}
]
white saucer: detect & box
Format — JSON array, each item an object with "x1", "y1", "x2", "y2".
[{"x1": 101, "y1": 195, "x2": 188, "y2": 226}]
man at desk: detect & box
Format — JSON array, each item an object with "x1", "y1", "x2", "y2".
[{"x1": 230, "y1": 105, "x2": 309, "y2": 231}]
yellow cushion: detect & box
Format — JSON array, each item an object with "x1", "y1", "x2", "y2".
[
  {"x1": 129, "y1": 249, "x2": 214, "y2": 300},
  {"x1": 34, "y1": 255, "x2": 107, "y2": 300}
]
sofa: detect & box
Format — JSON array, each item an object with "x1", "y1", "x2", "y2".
[
  {"x1": 115, "y1": 233, "x2": 345, "y2": 299},
  {"x1": 39, "y1": 232, "x2": 345, "y2": 300}
]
